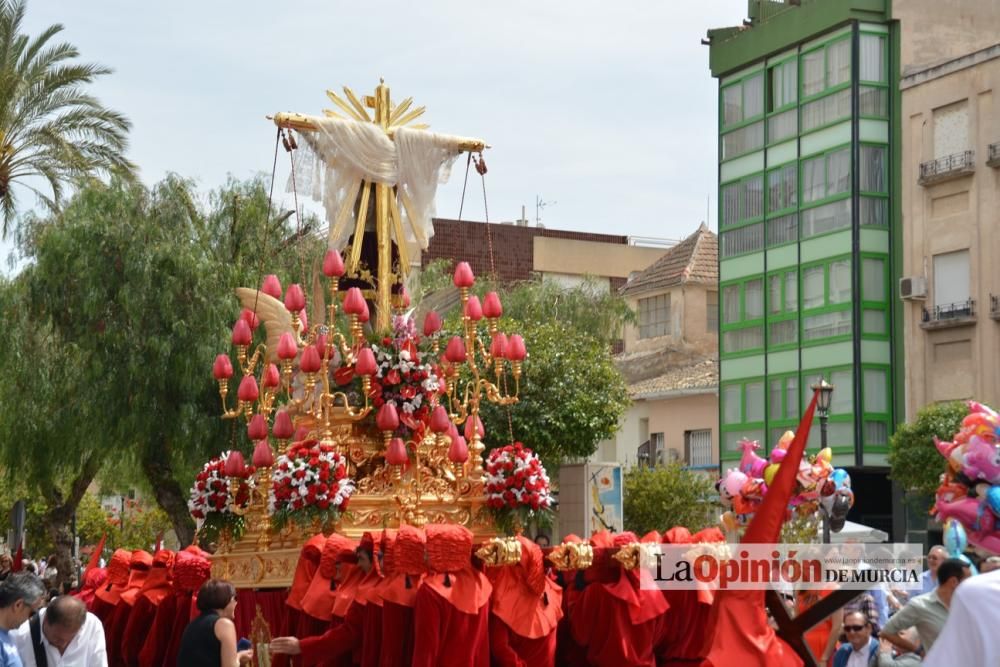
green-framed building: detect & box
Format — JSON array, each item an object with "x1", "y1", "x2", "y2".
[{"x1": 708, "y1": 0, "x2": 902, "y2": 532}]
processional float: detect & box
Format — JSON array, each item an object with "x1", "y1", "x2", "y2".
[{"x1": 201, "y1": 81, "x2": 524, "y2": 589}]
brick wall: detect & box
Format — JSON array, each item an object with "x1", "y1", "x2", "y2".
[{"x1": 423, "y1": 219, "x2": 628, "y2": 283}]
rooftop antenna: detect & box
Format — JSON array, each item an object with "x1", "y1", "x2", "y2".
[{"x1": 535, "y1": 194, "x2": 556, "y2": 226}]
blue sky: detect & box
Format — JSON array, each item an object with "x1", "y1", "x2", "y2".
[{"x1": 11, "y1": 0, "x2": 747, "y2": 258}]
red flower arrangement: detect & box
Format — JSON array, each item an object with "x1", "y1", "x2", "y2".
[
  {"x1": 188, "y1": 451, "x2": 256, "y2": 542},
  {"x1": 484, "y1": 442, "x2": 554, "y2": 534},
  {"x1": 270, "y1": 439, "x2": 355, "y2": 529},
  {"x1": 367, "y1": 315, "x2": 445, "y2": 437}
]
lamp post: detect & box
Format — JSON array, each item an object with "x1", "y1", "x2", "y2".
[{"x1": 811, "y1": 380, "x2": 835, "y2": 543}]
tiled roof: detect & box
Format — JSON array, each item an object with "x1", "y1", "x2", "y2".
[
  {"x1": 619, "y1": 223, "x2": 718, "y2": 296},
  {"x1": 628, "y1": 358, "x2": 718, "y2": 400}
]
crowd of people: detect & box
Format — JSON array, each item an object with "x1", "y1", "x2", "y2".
[{"x1": 0, "y1": 534, "x2": 998, "y2": 665}]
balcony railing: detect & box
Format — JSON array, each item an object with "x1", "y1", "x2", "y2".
[
  {"x1": 921, "y1": 298, "x2": 976, "y2": 329},
  {"x1": 988, "y1": 143, "x2": 1000, "y2": 168},
  {"x1": 918, "y1": 150, "x2": 975, "y2": 185}
]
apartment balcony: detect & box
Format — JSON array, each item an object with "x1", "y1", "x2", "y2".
[
  {"x1": 991, "y1": 294, "x2": 1000, "y2": 321},
  {"x1": 987, "y1": 143, "x2": 1000, "y2": 169},
  {"x1": 921, "y1": 298, "x2": 976, "y2": 330},
  {"x1": 918, "y1": 150, "x2": 975, "y2": 186}
]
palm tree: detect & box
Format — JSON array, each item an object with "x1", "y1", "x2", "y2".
[{"x1": 0, "y1": 0, "x2": 135, "y2": 236}]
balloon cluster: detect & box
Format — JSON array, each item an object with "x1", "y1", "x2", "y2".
[
  {"x1": 717, "y1": 433, "x2": 855, "y2": 530},
  {"x1": 933, "y1": 401, "x2": 1000, "y2": 554}
]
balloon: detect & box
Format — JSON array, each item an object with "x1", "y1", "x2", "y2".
[
  {"x1": 963, "y1": 435, "x2": 1000, "y2": 485},
  {"x1": 816, "y1": 448, "x2": 832, "y2": 464},
  {"x1": 943, "y1": 518, "x2": 968, "y2": 556},
  {"x1": 720, "y1": 511, "x2": 740, "y2": 533},
  {"x1": 987, "y1": 486, "x2": 1000, "y2": 518},
  {"x1": 723, "y1": 470, "x2": 748, "y2": 498},
  {"x1": 770, "y1": 448, "x2": 787, "y2": 464},
  {"x1": 830, "y1": 468, "x2": 852, "y2": 489},
  {"x1": 763, "y1": 463, "x2": 779, "y2": 486},
  {"x1": 738, "y1": 439, "x2": 768, "y2": 478}
]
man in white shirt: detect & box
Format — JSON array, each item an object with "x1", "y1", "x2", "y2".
[
  {"x1": 923, "y1": 568, "x2": 1000, "y2": 666},
  {"x1": 11, "y1": 596, "x2": 106, "y2": 667}
]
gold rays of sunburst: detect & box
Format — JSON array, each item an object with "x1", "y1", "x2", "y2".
[{"x1": 322, "y1": 86, "x2": 430, "y2": 131}]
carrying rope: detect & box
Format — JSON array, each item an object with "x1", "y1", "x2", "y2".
[{"x1": 456, "y1": 150, "x2": 515, "y2": 445}]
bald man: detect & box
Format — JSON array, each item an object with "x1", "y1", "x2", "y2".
[{"x1": 12, "y1": 596, "x2": 107, "y2": 667}]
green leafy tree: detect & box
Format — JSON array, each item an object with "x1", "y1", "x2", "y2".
[
  {"x1": 1, "y1": 176, "x2": 320, "y2": 560},
  {"x1": 493, "y1": 276, "x2": 635, "y2": 347},
  {"x1": 888, "y1": 401, "x2": 967, "y2": 496},
  {"x1": 0, "y1": 0, "x2": 134, "y2": 235},
  {"x1": 476, "y1": 318, "x2": 630, "y2": 466},
  {"x1": 623, "y1": 464, "x2": 720, "y2": 536}
]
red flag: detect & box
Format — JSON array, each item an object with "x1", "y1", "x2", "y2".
[
  {"x1": 702, "y1": 390, "x2": 819, "y2": 667},
  {"x1": 86, "y1": 533, "x2": 107, "y2": 572},
  {"x1": 11, "y1": 543, "x2": 22, "y2": 573}
]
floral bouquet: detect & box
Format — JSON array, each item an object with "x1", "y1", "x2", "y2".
[
  {"x1": 271, "y1": 439, "x2": 355, "y2": 530},
  {"x1": 188, "y1": 451, "x2": 256, "y2": 543},
  {"x1": 484, "y1": 442, "x2": 555, "y2": 535},
  {"x1": 368, "y1": 315, "x2": 444, "y2": 436}
]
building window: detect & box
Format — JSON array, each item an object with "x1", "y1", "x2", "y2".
[
  {"x1": 802, "y1": 147, "x2": 850, "y2": 203},
  {"x1": 638, "y1": 293, "x2": 671, "y2": 339},
  {"x1": 860, "y1": 145, "x2": 887, "y2": 193},
  {"x1": 770, "y1": 60, "x2": 797, "y2": 111},
  {"x1": 720, "y1": 223, "x2": 764, "y2": 258},
  {"x1": 801, "y1": 199, "x2": 851, "y2": 238},
  {"x1": 706, "y1": 291, "x2": 718, "y2": 333},
  {"x1": 860, "y1": 197, "x2": 887, "y2": 227},
  {"x1": 802, "y1": 50, "x2": 825, "y2": 97},
  {"x1": 767, "y1": 214, "x2": 798, "y2": 247},
  {"x1": 723, "y1": 384, "x2": 741, "y2": 424},
  {"x1": 722, "y1": 73, "x2": 764, "y2": 128},
  {"x1": 723, "y1": 284, "x2": 740, "y2": 324},
  {"x1": 801, "y1": 88, "x2": 851, "y2": 132},
  {"x1": 685, "y1": 430, "x2": 713, "y2": 467},
  {"x1": 767, "y1": 163, "x2": 797, "y2": 213},
  {"x1": 721, "y1": 173, "x2": 765, "y2": 228},
  {"x1": 745, "y1": 279, "x2": 764, "y2": 319},
  {"x1": 829, "y1": 259, "x2": 851, "y2": 304},
  {"x1": 859, "y1": 87, "x2": 887, "y2": 117},
  {"x1": 862, "y1": 258, "x2": 886, "y2": 302},
  {"x1": 860, "y1": 34, "x2": 886, "y2": 83},
  {"x1": 802, "y1": 38, "x2": 851, "y2": 98},
  {"x1": 651, "y1": 432, "x2": 665, "y2": 464},
  {"x1": 803, "y1": 266, "x2": 825, "y2": 309},
  {"x1": 768, "y1": 109, "x2": 797, "y2": 144},
  {"x1": 721, "y1": 122, "x2": 765, "y2": 160},
  {"x1": 863, "y1": 368, "x2": 888, "y2": 414},
  {"x1": 745, "y1": 381, "x2": 765, "y2": 423},
  {"x1": 933, "y1": 100, "x2": 969, "y2": 159},
  {"x1": 723, "y1": 326, "x2": 764, "y2": 353},
  {"x1": 933, "y1": 250, "x2": 970, "y2": 308},
  {"x1": 803, "y1": 310, "x2": 852, "y2": 340}
]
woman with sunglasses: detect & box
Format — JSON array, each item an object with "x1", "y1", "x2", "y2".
[{"x1": 176, "y1": 579, "x2": 253, "y2": 667}]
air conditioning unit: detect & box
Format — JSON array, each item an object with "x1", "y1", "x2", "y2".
[{"x1": 899, "y1": 276, "x2": 927, "y2": 300}]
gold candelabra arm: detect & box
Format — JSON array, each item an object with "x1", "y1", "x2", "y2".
[{"x1": 240, "y1": 344, "x2": 267, "y2": 377}]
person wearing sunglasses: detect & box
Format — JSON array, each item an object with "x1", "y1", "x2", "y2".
[{"x1": 832, "y1": 610, "x2": 879, "y2": 667}]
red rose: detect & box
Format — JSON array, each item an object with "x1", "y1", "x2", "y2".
[{"x1": 386, "y1": 369, "x2": 401, "y2": 385}]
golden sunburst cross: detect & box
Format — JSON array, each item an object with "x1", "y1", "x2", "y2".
[{"x1": 270, "y1": 79, "x2": 487, "y2": 332}]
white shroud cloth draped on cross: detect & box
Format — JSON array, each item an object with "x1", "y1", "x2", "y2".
[{"x1": 289, "y1": 116, "x2": 468, "y2": 253}]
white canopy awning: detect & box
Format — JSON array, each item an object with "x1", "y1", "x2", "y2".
[{"x1": 826, "y1": 520, "x2": 890, "y2": 543}]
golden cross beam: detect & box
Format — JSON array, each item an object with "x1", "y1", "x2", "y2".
[{"x1": 269, "y1": 80, "x2": 487, "y2": 332}]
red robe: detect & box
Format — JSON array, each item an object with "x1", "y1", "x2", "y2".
[
  {"x1": 299, "y1": 599, "x2": 365, "y2": 666},
  {"x1": 138, "y1": 592, "x2": 177, "y2": 667},
  {"x1": 106, "y1": 565, "x2": 150, "y2": 667},
  {"x1": 121, "y1": 560, "x2": 172, "y2": 666},
  {"x1": 569, "y1": 576, "x2": 661, "y2": 667},
  {"x1": 379, "y1": 600, "x2": 415, "y2": 667},
  {"x1": 490, "y1": 613, "x2": 557, "y2": 667},
  {"x1": 411, "y1": 584, "x2": 489, "y2": 667}
]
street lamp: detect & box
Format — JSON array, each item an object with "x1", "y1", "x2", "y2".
[{"x1": 811, "y1": 380, "x2": 835, "y2": 542}]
